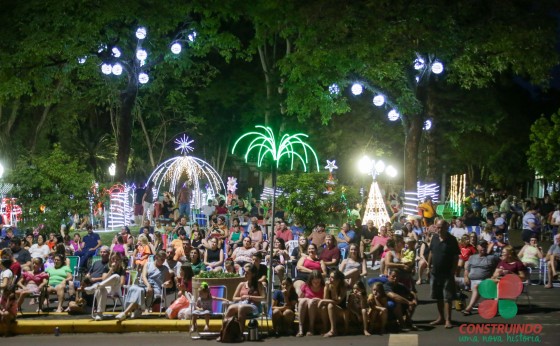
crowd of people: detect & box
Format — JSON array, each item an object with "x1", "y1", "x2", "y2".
[{"x1": 1, "y1": 187, "x2": 560, "y2": 338}]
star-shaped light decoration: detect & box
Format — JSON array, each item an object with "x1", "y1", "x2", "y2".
[
  {"x1": 325, "y1": 160, "x2": 338, "y2": 173},
  {"x1": 174, "y1": 134, "x2": 194, "y2": 155}
]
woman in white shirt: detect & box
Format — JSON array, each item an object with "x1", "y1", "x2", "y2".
[{"x1": 28, "y1": 234, "x2": 50, "y2": 260}]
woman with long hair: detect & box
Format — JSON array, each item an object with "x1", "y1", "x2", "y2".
[
  {"x1": 294, "y1": 244, "x2": 327, "y2": 294},
  {"x1": 16, "y1": 258, "x2": 48, "y2": 312},
  {"x1": 296, "y1": 270, "x2": 325, "y2": 337},
  {"x1": 339, "y1": 243, "x2": 367, "y2": 287},
  {"x1": 272, "y1": 277, "x2": 298, "y2": 336},
  {"x1": 133, "y1": 235, "x2": 153, "y2": 270},
  {"x1": 319, "y1": 269, "x2": 348, "y2": 337},
  {"x1": 224, "y1": 264, "x2": 265, "y2": 334},
  {"x1": 492, "y1": 245, "x2": 526, "y2": 281},
  {"x1": 269, "y1": 238, "x2": 289, "y2": 283},
  {"x1": 89, "y1": 252, "x2": 127, "y2": 321}
]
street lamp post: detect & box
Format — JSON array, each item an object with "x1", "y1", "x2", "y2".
[{"x1": 108, "y1": 163, "x2": 116, "y2": 182}]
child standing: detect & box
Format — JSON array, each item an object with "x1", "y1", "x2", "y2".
[{"x1": 348, "y1": 281, "x2": 370, "y2": 335}]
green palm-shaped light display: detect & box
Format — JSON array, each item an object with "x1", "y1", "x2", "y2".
[
  {"x1": 232, "y1": 125, "x2": 320, "y2": 172},
  {"x1": 232, "y1": 125, "x2": 319, "y2": 311}
]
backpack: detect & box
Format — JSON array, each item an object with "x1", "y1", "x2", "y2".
[{"x1": 218, "y1": 316, "x2": 243, "y2": 343}]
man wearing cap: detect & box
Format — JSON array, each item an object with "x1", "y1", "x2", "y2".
[{"x1": 461, "y1": 239, "x2": 499, "y2": 315}]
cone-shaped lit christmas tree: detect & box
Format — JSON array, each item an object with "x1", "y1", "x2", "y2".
[
  {"x1": 358, "y1": 156, "x2": 396, "y2": 229},
  {"x1": 362, "y1": 181, "x2": 390, "y2": 229}
]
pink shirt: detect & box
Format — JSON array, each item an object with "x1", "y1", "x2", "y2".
[
  {"x1": 300, "y1": 283, "x2": 324, "y2": 299},
  {"x1": 372, "y1": 235, "x2": 389, "y2": 247}
]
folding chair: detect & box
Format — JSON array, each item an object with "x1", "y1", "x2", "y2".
[
  {"x1": 286, "y1": 240, "x2": 298, "y2": 278},
  {"x1": 67, "y1": 256, "x2": 81, "y2": 285}
]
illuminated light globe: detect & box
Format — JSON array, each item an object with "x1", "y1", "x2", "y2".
[
  {"x1": 351, "y1": 83, "x2": 363, "y2": 95},
  {"x1": 136, "y1": 49, "x2": 147, "y2": 61},
  {"x1": 112, "y1": 47, "x2": 121, "y2": 58},
  {"x1": 431, "y1": 61, "x2": 444, "y2": 74},
  {"x1": 147, "y1": 135, "x2": 225, "y2": 209},
  {"x1": 136, "y1": 27, "x2": 147, "y2": 39},
  {"x1": 414, "y1": 57, "x2": 425, "y2": 70},
  {"x1": 101, "y1": 63, "x2": 112, "y2": 75},
  {"x1": 78, "y1": 56, "x2": 87, "y2": 64},
  {"x1": 372, "y1": 94, "x2": 385, "y2": 107},
  {"x1": 188, "y1": 31, "x2": 197, "y2": 42},
  {"x1": 424, "y1": 119, "x2": 432, "y2": 130},
  {"x1": 358, "y1": 156, "x2": 373, "y2": 174},
  {"x1": 386, "y1": 165, "x2": 397, "y2": 178},
  {"x1": 328, "y1": 83, "x2": 340, "y2": 95},
  {"x1": 170, "y1": 42, "x2": 182, "y2": 54},
  {"x1": 138, "y1": 72, "x2": 149, "y2": 84},
  {"x1": 388, "y1": 109, "x2": 400, "y2": 121},
  {"x1": 111, "y1": 63, "x2": 123, "y2": 76}
]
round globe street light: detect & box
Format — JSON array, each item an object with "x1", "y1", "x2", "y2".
[
  {"x1": 101, "y1": 63, "x2": 112, "y2": 75},
  {"x1": 0, "y1": 162, "x2": 4, "y2": 179},
  {"x1": 170, "y1": 42, "x2": 182, "y2": 54},
  {"x1": 111, "y1": 63, "x2": 123, "y2": 76},
  {"x1": 138, "y1": 72, "x2": 149, "y2": 84},
  {"x1": 431, "y1": 61, "x2": 444, "y2": 74},
  {"x1": 358, "y1": 156, "x2": 396, "y2": 181},
  {"x1": 388, "y1": 109, "x2": 400, "y2": 121},
  {"x1": 351, "y1": 83, "x2": 363, "y2": 95},
  {"x1": 135, "y1": 27, "x2": 147, "y2": 40},
  {"x1": 373, "y1": 94, "x2": 385, "y2": 107}
]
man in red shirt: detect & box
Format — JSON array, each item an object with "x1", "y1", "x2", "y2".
[
  {"x1": 319, "y1": 234, "x2": 340, "y2": 271},
  {"x1": 275, "y1": 221, "x2": 293, "y2": 243}
]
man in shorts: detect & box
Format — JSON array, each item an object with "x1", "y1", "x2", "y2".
[{"x1": 428, "y1": 220, "x2": 460, "y2": 328}]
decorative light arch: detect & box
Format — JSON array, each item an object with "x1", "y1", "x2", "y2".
[{"x1": 147, "y1": 135, "x2": 225, "y2": 209}]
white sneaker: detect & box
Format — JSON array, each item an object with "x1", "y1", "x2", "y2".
[
  {"x1": 94, "y1": 314, "x2": 103, "y2": 321},
  {"x1": 372, "y1": 261, "x2": 381, "y2": 270},
  {"x1": 116, "y1": 312, "x2": 127, "y2": 321},
  {"x1": 84, "y1": 286, "x2": 96, "y2": 295}
]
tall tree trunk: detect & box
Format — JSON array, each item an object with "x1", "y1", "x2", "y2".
[
  {"x1": 404, "y1": 114, "x2": 422, "y2": 191},
  {"x1": 137, "y1": 108, "x2": 155, "y2": 168},
  {"x1": 30, "y1": 104, "x2": 52, "y2": 153},
  {"x1": 4, "y1": 98, "x2": 20, "y2": 137},
  {"x1": 115, "y1": 88, "x2": 137, "y2": 182}
]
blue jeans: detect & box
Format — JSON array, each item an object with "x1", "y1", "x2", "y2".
[{"x1": 179, "y1": 203, "x2": 190, "y2": 219}]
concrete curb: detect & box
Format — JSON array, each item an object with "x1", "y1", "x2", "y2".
[{"x1": 9, "y1": 313, "x2": 272, "y2": 335}]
